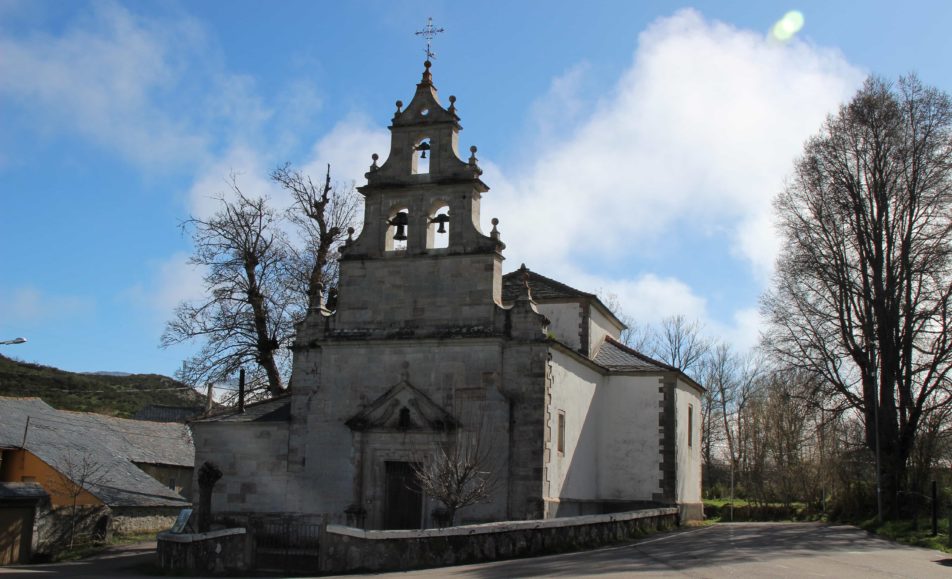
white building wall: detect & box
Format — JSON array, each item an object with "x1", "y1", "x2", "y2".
[
  {"x1": 536, "y1": 303, "x2": 581, "y2": 351},
  {"x1": 545, "y1": 349, "x2": 599, "y2": 502},
  {"x1": 595, "y1": 374, "x2": 663, "y2": 500},
  {"x1": 674, "y1": 379, "x2": 703, "y2": 508},
  {"x1": 587, "y1": 305, "x2": 623, "y2": 357}
]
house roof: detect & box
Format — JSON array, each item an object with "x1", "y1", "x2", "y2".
[
  {"x1": 0, "y1": 397, "x2": 192, "y2": 508},
  {"x1": 0, "y1": 482, "x2": 49, "y2": 501},
  {"x1": 133, "y1": 404, "x2": 205, "y2": 423},
  {"x1": 501, "y1": 266, "x2": 625, "y2": 330},
  {"x1": 190, "y1": 393, "x2": 291, "y2": 423},
  {"x1": 502, "y1": 267, "x2": 593, "y2": 302},
  {"x1": 593, "y1": 337, "x2": 675, "y2": 372}
]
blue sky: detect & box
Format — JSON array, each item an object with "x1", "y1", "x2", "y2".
[{"x1": 2, "y1": 1, "x2": 950, "y2": 376}]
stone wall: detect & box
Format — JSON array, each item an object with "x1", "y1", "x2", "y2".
[
  {"x1": 157, "y1": 528, "x2": 252, "y2": 575},
  {"x1": 319, "y1": 507, "x2": 678, "y2": 574}
]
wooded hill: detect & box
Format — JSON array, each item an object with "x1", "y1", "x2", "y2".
[{"x1": 0, "y1": 354, "x2": 204, "y2": 418}]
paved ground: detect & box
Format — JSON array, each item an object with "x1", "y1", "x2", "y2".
[
  {"x1": 4, "y1": 523, "x2": 952, "y2": 578},
  {"x1": 341, "y1": 523, "x2": 952, "y2": 578},
  {"x1": 1, "y1": 540, "x2": 159, "y2": 578}
]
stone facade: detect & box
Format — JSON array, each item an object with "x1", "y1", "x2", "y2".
[{"x1": 190, "y1": 60, "x2": 703, "y2": 532}]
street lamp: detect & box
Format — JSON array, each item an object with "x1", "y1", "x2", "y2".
[{"x1": 0, "y1": 337, "x2": 27, "y2": 345}]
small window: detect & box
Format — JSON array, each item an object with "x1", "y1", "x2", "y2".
[
  {"x1": 168, "y1": 478, "x2": 176, "y2": 490},
  {"x1": 688, "y1": 404, "x2": 694, "y2": 447},
  {"x1": 21, "y1": 476, "x2": 36, "y2": 483},
  {"x1": 557, "y1": 411, "x2": 566, "y2": 454}
]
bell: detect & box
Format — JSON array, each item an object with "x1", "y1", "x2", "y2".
[
  {"x1": 416, "y1": 141, "x2": 431, "y2": 159},
  {"x1": 431, "y1": 213, "x2": 450, "y2": 234},
  {"x1": 390, "y1": 212, "x2": 409, "y2": 241}
]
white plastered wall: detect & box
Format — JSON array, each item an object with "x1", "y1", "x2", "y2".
[
  {"x1": 674, "y1": 378, "x2": 703, "y2": 505},
  {"x1": 536, "y1": 302, "x2": 581, "y2": 351},
  {"x1": 546, "y1": 350, "x2": 663, "y2": 505},
  {"x1": 587, "y1": 304, "x2": 623, "y2": 358}
]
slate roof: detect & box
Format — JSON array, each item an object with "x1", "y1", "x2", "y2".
[
  {"x1": 190, "y1": 394, "x2": 291, "y2": 423},
  {"x1": 0, "y1": 482, "x2": 49, "y2": 501},
  {"x1": 502, "y1": 268, "x2": 593, "y2": 302},
  {"x1": 0, "y1": 397, "x2": 192, "y2": 508},
  {"x1": 593, "y1": 337, "x2": 675, "y2": 372},
  {"x1": 133, "y1": 404, "x2": 205, "y2": 423}
]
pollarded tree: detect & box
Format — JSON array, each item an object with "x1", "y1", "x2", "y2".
[
  {"x1": 162, "y1": 183, "x2": 299, "y2": 396},
  {"x1": 272, "y1": 163, "x2": 361, "y2": 311},
  {"x1": 763, "y1": 75, "x2": 952, "y2": 517}
]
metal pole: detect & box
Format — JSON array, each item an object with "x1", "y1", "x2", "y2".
[
  {"x1": 21, "y1": 416, "x2": 30, "y2": 447},
  {"x1": 730, "y1": 460, "x2": 735, "y2": 522},
  {"x1": 932, "y1": 480, "x2": 938, "y2": 536},
  {"x1": 872, "y1": 342, "x2": 883, "y2": 524}
]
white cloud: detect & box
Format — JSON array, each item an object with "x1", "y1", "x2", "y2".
[
  {"x1": 303, "y1": 115, "x2": 391, "y2": 188},
  {"x1": 484, "y1": 9, "x2": 863, "y2": 280},
  {"x1": 186, "y1": 144, "x2": 283, "y2": 218},
  {"x1": 478, "y1": 9, "x2": 864, "y2": 349},
  {"x1": 0, "y1": 1, "x2": 210, "y2": 168}
]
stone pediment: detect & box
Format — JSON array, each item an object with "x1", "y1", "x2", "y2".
[{"x1": 345, "y1": 380, "x2": 458, "y2": 433}]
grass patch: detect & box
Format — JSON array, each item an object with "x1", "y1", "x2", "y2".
[
  {"x1": 53, "y1": 532, "x2": 157, "y2": 562},
  {"x1": 703, "y1": 499, "x2": 817, "y2": 522},
  {"x1": 859, "y1": 517, "x2": 952, "y2": 553}
]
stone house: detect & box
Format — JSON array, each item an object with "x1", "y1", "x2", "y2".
[
  {"x1": 191, "y1": 60, "x2": 703, "y2": 530},
  {"x1": 0, "y1": 397, "x2": 193, "y2": 538}
]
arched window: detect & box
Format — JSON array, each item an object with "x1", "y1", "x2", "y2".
[
  {"x1": 412, "y1": 138, "x2": 431, "y2": 175},
  {"x1": 386, "y1": 208, "x2": 409, "y2": 251},
  {"x1": 426, "y1": 204, "x2": 450, "y2": 249}
]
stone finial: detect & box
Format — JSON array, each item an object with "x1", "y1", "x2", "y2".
[
  {"x1": 490, "y1": 217, "x2": 500, "y2": 238},
  {"x1": 346, "y1": 226, "x2": 355, "y2": 243},
  {"x1": 370, "y1": 153, "x2": 379, "y2": 171},
  {"x1": 421, "y1": 60, "x2": 433, "y2": 84},
  {"x1": 395, "y1": 100, "x2": 403, "y2": 114},
  {"x1": 448, "y1": 95, "x2": 457, "y2": 114},
  {"x1": 468, "y1": 145, "x2": 478, "y2": 165}
]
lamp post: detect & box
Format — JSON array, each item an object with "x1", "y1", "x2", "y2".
[
  {"x1": 870, "y1": 336, "x2": 883, "y2": 524},
  {"x1": 0, "y1": 337, "x2": 27, "y2": 346}
]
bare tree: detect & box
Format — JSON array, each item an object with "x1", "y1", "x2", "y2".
[
  {"x1": 763, "y1": 75, "x2": 952, "y2": 517},
  {"x1": 272, "y1": 163, "x2": 361, "y2": 310},
  {"x1": 162, "y1": 182, "x2": 298, "y2": 396},
  {"x1": 412, "y1": 427, "x2": 500, "y2": 527},
  {"x1": 52, "y1": 451, "x2": 107, "y2": 548},
  {"x1": 652, "y1": 315, "x2": 710, "y2": 379}
]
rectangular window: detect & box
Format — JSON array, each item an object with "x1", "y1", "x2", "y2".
[
  {"x1": 168, "y1": 478, "x2": 176, "y2": 490},
  {"x1": 557, "y1": 411, "x2": 566, "y2": 454},
  {"x1": 688, "y1": 404, "x2": 694, "y2": 447}
]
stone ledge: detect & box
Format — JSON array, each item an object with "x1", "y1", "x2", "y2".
[
  {"x1": 157, "y1": 527, "x2": 246, "y2": 543},
  {"x1": 326, "y1": 507, "x2": 678, "y2": 540}
]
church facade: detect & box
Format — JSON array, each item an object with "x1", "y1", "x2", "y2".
[{"x1": 190, "y1": 61, "x2": 703, "y2": 529}]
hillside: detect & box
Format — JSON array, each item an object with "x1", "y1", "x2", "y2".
[{"x1": 0, "y1": 354, "x2": 204, "y2": 417}]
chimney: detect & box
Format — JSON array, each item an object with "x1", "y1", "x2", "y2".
[{"x1": 238, "y1": 368, "x2": 245, "y2": 413}]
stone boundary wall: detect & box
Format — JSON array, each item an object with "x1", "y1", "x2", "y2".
[
  {"x1": 319, "y1": 507, "x2": 679, "y2": 574},
  {"x1": 157, "y1": 528, "x2": 252, "y2": 575}
]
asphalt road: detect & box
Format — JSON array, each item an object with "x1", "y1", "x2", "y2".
[
  {"x1": 343, "y1": 523, "x2": 952, "y2": 578},
  {"x1": 4, "y1": 523, "x2": 951, "y2": 578}
]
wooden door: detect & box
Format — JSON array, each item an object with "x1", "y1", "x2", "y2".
[
  {"x1": 383, "y1": 461, "x2": 423, "y2": 530},
  {"x1": 0, "y1": 507, "x2": 33, "y2": 565}
]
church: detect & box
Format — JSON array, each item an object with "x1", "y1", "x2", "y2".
[{"x1": 190, "y1": 59, "x2": 703, "y2": 530}]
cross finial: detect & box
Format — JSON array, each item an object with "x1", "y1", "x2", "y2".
[{"x1": 415, "y1": 17, "x2": 444, "y2": 61}]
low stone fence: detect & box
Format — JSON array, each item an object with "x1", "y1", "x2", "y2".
[
  {"x1": 319, "y1": 507, "x2": 679, "y2": 574},
  {"x1": 157, "y1": 528, "x2": 252, "y2": 575}
]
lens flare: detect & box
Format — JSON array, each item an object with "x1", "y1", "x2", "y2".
[{"x1": 771, "y1": 10, "x2": 805, "y2": 42}]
